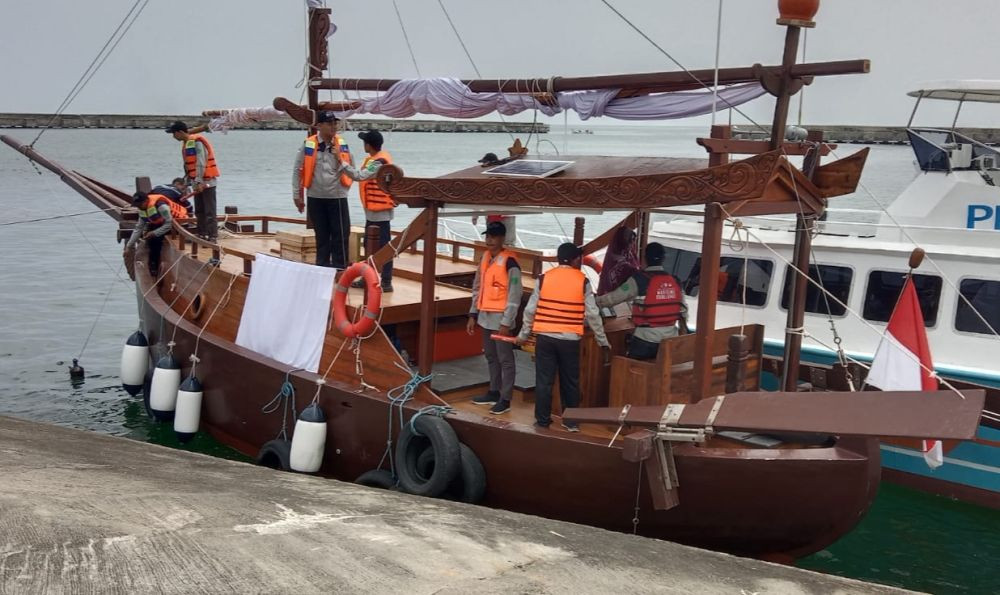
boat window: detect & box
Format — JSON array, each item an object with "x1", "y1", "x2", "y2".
[
  {"x1": 955, "y1": 279, "x2": 1000, "y2": 335},
  {"x1": 662, "y1": 247, "x2": 773, "y2": 307},
  {"x1": 863, "y1": 271, "x2": 942, "y2": 326},
  {"x1": 780, "y1": 264, "x2": 853, "y2": 316}
]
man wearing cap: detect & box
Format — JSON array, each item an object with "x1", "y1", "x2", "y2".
[
  {"x1": 354, "y1": 129, "x2": 395, "y2": 290},
  {"x1": 466, "y1": 221, "x2": 523, "y2": 415},
  {"x1": 596, "y1": 242, "x2": 688, "y2": 360},
  {"x1": 292, "y1": 112, "x2": 375, "y2": 268},
  {"x1": 166, "y1": 121, "x2": 220, "y2": 241},
  {"x1": 124, "y1": 191, "x2": 175, "y2": 278},
  {"x1": 516, "y1": 243, "x2": 610, "y2": 431}
]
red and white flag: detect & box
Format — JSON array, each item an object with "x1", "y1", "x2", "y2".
[{"x1": 866, "y1": 276, "x2": 944, "y2": 468}]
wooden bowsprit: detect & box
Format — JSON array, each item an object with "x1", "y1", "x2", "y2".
[{"x1": 566, "y1": 389, "x2": 986, "y2": 511}]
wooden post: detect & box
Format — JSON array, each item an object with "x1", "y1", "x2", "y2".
[
  {"x1": 261, "y1": 217, "x2": 269, "y2": 235},
  {"x1": 781, "y1": 215, "x2": 813, "y2": 391},
  {"x1": 636, "y1": 209, "x2": 650, "y2": 261},
  {"x1": 364, "y1": 224, "x2": 380, "y2": 257},
  {"x1": 304, "y1": 6, "x2": 331, "y2": 230},
  {"x1": 573, "y1": 217, "x2": 585, "y2": 245},
  {"x1": 725, "y1": 333, "x2": 750, "y2": 393},
  {"x1": 693, "y1": 203, "x2": 724, "y2": 401},
  {"x1": 417, "y1": 205, "x2": 439, "y2": 376},
  {"x1": 224, "y1": 205, "x2": 239, "y2": 232},
  {"x1": 768, "y1": 25, "x2": 802, "y2": 150},
  {"x1": 708, "y1": 125, "x2": 732, "y2": 167}
]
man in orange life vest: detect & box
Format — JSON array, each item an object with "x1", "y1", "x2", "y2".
[
  {"x1": 596, "y1": 242, "x2": 688, "y2": 360},
  {"x1": 166, "y1": 121, "x2": 219, "y2": 241},
  {"x1": 292, "y1": 111, "x2": 378, "y2": 268},
  {"x1": 353, "y1": 129, "x2": 395, "y2": 291},
  {"x1": 466, "y1": 221, "x2": 523, "y2": 415},
  {"x1": 124, "y1": 190, "x2": 181, "y2": 277},
  {"x1": 516, "y1": 243, "x2": 610, "y2": 431}
]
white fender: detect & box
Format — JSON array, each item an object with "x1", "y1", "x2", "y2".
[
  {"x1": 149, "y1": 354, "x2": 181, "y2": 421},
  {"x1": 290, "y1": 403, "x2": 327, "y2": 473},
  {"x1": 120, "y1": 330, "x2": 149, "y2": 396},
  {"x1": 173, "y1": 376, "x2": 203, "y2": 443}
]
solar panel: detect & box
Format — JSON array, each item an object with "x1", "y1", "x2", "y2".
[{"x1": 482, "y1": 160, "x2": 574, "y2": 178}]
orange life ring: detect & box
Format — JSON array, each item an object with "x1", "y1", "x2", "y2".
[
  {"x1": 582, "y1": 254, "x2": 603, "y2": 274},
  {"x1": 332, "y1": 262, "x2": 383, "y2": 338}
]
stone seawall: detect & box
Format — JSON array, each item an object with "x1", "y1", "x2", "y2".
[
  {"x1": 0, "y1": 112, "x2": 548, "y2": 134},
  {"x1": 735, "y1": 124, "x2": 1000, "y2": 145}
]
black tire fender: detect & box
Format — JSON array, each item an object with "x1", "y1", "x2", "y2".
[
  {"x1": 256, "y1": 439, "x2": 293, "y2": 471},
  {"x1": 355, "y1": 469, "x2": 397, "y2": 490},
  {"x1": 415, "y1": 442, "x2": 487, "y2": 504},
  {"x1": 395, "y1": 415, "x2": 460, "y2": 497}
]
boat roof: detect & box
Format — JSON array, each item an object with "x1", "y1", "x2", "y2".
[{"x1": 907, "y1": 80, "x2": 1000, "y2": 103}]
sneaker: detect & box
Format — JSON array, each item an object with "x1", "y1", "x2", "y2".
[
  {"x1": 472, "y1": 392, "x2": 499, "y2": 405},
  {"x1": 382, "y1": 283, "x2": 394, "y2": 293},
  {"x1": 533, "y1": 421, "x2": 551, "y2": 429},
  {"x1": 489, "y1": 400, "x2": 510, "y2": 415},
  {"x1": 561, "y1": 420, "x2": 580, "y2": 433}
]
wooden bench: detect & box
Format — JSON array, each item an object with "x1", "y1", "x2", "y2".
[{"x1": 608, "y1": 324, "x2": 764, "y2": 407}]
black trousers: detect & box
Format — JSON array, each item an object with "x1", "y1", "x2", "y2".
[
  {"x1": 365, "y1": 219, "x2": 393, "y2": 285},
  {"x1": 146, "y1": 233, "x2": 163, "y2": 276},
  {"x1": 194, "y1": 186, "x2": 217, "y2": 240},
  {"x1": 534, "y1": 335, "x2": 581, "y2": 426},
  {"x1": 626, "y1": 335, "x2": 660, "y2": 360},
  {"x1": 308, "y1": 197, "x2": 351, "y2": 268}
]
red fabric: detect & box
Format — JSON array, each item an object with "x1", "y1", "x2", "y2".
[
  {"x1": 886, "y1": 277, "x2": 938, "y2": 391},
  {"x1": 597, "y1": 227, "x2": 639, "y2": 295}
]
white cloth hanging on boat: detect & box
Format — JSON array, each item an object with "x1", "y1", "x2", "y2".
[
  {"x1": 332, "y1": 78, "x2": 767, "y2": 121},
  {"x1": 207, "y1": 107, "x2": 286, "y2": 133},
  {"x1": 235, "y1": 254, "x2": 336, "y2": 373}
]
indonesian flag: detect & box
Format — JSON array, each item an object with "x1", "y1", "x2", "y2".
[{"x1": 866, "y1": 276, "x2": 944, "y2": 469}]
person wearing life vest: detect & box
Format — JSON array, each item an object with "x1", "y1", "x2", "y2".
[
  {"x1": 516, "y1": 243, "x2": 610, "y2": 431},
  {"x1": 124, "y1": 191, "x2": 175, "y2": 277},
  {"x1": 166, "y1": 120, "x2": 220, "y2": 241},
  {"x1": 596, "y1": 242, "x2": 688, "y2": 361},
  {"x1": 465, "y1": 221, "x2": 523, "y2": 415},
  {"x1": 151, "y1": 177, "x2": 194, "y2": 217},
  {"x1": 292, "y1": 111, "x2": 376, "y2": 268},
  {"x1": 352, "y1": 129, "x2": 394, "y2": 290}
]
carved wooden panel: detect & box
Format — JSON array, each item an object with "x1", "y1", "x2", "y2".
[{"x1": 378, "y1": 151, "x2": 785, "y2": 209}]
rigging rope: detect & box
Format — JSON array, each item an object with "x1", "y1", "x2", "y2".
[
  {"x1": 599, "y1": 0, "x2": 771, "y2": 136},
  {"x1": 31, "y1": 0, "x2": 151, "y2": 147},
  {"x1": 76, "y1": 262, "x2": 126, "y2": 362},
  {"x1": 0, "y1": 208, "x2": 120, "y2": 227},
  {"x1": 392, "y1": 0, "x2": 422, "y2": 77},
  {"x1": 710, "y1": 0, "x2": 724, "y2": 126}
]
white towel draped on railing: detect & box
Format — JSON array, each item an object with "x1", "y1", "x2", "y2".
[
  {"x1": 235, "y1": 254, "x2": 336, "y2": 373},
  {"x1": 332, "y1": 78, "x2": 767, "y2": 121}
]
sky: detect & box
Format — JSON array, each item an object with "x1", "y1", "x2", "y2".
[{"x1": 1, "y1": 0, "x2": 999, "y2": 128}]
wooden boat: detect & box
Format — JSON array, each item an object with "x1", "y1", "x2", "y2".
[{"x1": 1, "y1": 1, "x2": 987, "y2": 561}]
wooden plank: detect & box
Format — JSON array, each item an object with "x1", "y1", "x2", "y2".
[{"x1": 565, "y1": 389, "x2": 986, "y2": 440}]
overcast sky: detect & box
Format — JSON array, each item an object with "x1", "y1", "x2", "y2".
[{"x1": 2, "y1": 0, "x2": 999, "y2": 127}]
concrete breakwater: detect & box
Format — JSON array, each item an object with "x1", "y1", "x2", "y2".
[
  {"x1": 0, "y1": 112, "x2": 548, "y2": 134},
  {"x1": 735, "y1": 124, "x2": 1000, "y2": 145}
]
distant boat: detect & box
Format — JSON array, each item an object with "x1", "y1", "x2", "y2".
[{"x1": 572, "y1": 129, "x2": 594, "y2": 134}]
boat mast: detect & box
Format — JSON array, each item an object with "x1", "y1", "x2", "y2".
[
  {"x1": 307, "y1": 5, "x2": 332, "y2": 131},
  {"x1": 773, "y1": 2, "x2": 819, "y2": 392}
]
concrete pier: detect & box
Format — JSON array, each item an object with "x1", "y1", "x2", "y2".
[
  {"x1": 0, "y1": 113, "x2": 547, "y2": 134},
  {"x1": 0, "y1": 416, "x2": 909, "y2": 594}
]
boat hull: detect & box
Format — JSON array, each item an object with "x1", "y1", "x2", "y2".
[{"x1": 132, "y1": 245, "x2": 881, "y2": 560}]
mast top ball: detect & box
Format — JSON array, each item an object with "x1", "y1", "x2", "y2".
[
  {"x1": 908, "y1": 248, "x2": 926, "y2": 270},
  {"x1": 777, "y1": 0, "x2": 819, "y2": 28}
]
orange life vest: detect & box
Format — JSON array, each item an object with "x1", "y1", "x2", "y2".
[
  {"x1": 631, "y1": 272, "x2": 683, "y2": 327},
  {"x1": 533, "y1": 266, "x2": 586, "y2": 335},
  {"x1": 140, "y1": 194, "x2": 172, "y2": 227},
  {"x1": 359, "y1": 150, "x2": 394, "y2": 211},
  {"x1": 182, "y1": 134, "x2": 220, "y2": 180},
  {"x1": 476, "y1": 250, "x2": 517, "y2": 313},
  {"x1": 300, "y1": 134, "x2": 353, "y2": 194}
]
